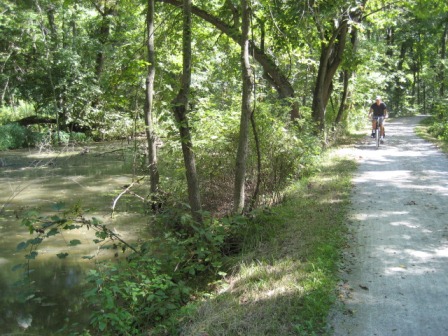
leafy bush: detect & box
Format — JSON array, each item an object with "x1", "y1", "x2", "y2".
[
  {"x1": 50, "y1": 130, "x2": 71, "y2": 145},
  {"x1": 70, "y1": 132, "x2": 90, "y2": 143},
  {"x1": 0, "y1": 124, "x2": 89, "y2": 150},
  {"x1": 84, "y1": 259, "x2": 191, "y2": 336},
  {"x1": 0, "y1": 123, "x2": 33, "y2": 150},
  {"x1": 17, "y1": 205, "x2": 247, "y2": 336},
  {"x1": 427, "y1": 100, "x2": 448, "y2": 141}
]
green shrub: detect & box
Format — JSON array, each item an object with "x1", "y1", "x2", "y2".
[
  {"x1": 50, "y1": 130, "x2": 71, "y2": 145},
  {"x1": 428, "y1": 99, "x2": 448, "y2": 141},
  {"x1": 84, "y1": 259, "x2": 191, "y2": 336},
  {"x1": 70, "y1": 132, "x2": 90, "y2": 143},
  {"x1": 0, "y1": 123, "x2": 31, "y2": 150}
]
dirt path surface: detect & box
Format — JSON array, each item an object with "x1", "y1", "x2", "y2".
[{"x1": 328, "y1": 116, "x2": 448, "y2": 336}]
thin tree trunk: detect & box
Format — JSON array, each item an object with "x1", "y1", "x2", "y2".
[
  {"x1": 440, "y1": 22, "x2": 447, "y2": 97},
  {"x1": 335, "y1": 70, "x2": 349, "y2": 124},
  {"x1": 172, "y1": 0, "x2": 202, "y2": 223},
  {"x1": 233, "y1": 0, "x2": 253, "y2": 214},
  {"x1": 248, "y1": 111, "x2": 261, "y2": 212},
  {"x1": 145, "y1": 0, "x2": 160, "y2": 198}
]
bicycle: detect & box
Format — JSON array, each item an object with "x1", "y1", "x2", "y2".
[{"x1": 373, "y1": 116, "x2": 385, "y2": 149}]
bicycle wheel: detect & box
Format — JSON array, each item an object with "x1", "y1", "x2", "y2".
[{"x1": 376, "y1": 127, "x2": 380, "y2": 148}]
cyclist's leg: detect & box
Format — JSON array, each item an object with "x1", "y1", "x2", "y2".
[
  {"x1": 371, "y1": 118, "x2": 376, "y2": 136},
  {"x1": 381, "y1": 118, "x2": 386, "y2": 137}
]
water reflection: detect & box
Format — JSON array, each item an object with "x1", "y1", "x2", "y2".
[
  {"x1": 0, "y1": 262, "x2": 89, "y2": 334},
  {"x1": 0, "y1": 144, "x2": 150, "y2": 334}
]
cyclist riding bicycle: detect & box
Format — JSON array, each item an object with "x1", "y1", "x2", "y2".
[{"x1": 368, "y1": 96, "x2": 388, "y2": 142}]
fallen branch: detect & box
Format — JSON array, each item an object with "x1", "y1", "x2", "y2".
[
  {"x1": 111, "y1": 176, "x2": 147, "y2": 217},
  {"x1": 94, "y1": 148, "x2": 127, "y2": 156}
]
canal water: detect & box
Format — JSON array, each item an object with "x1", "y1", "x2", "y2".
[{"x1": 0, "y1": 143, "x2": 151, "y2": 335}]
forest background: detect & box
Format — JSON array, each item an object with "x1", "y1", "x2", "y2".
[{"x1": 1, "y1": 0, "x2": 448, "y2": 335}]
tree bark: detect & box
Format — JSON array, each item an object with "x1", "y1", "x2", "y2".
[
  {"x1": 92, "y1": 4, "x2": 114, "y2": 82},
  {"x1": 171, "y1": 0, "x2": 202, "y2": 223},
  {"x1": 335, "y1": 6, "x2": 364, "y2": 124},
  {"x1": 145, "y1": 0, "x2": 160, "y2": 197},
  {"x1": 233, "y1": 0, "x2": 253, "y2": 214},
  {"x1": 335, "y1": 69, "x2": 350, "y2": 124},
  {"x1": 311, "y1": 16, "x2": 349, "y2": 131}
]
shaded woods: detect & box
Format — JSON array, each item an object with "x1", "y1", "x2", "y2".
[{"x1": 1, "y1": 0, "x2": 447, "y2": 334}]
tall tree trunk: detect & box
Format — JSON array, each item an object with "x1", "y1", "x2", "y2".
[
  {"x1": 248, "y1": 112, "x2": 261, "y2": 212},
  {"x1": 172, "y1": 0, "x2": 202, "y2": 223},
  {"x1": 440, "y1": 22, "x2": 447, "y2": 97},
  {"x1": 393, "y1": 41, "x2": 409, "y2": 112},
  {"x1": 35, "y1": 0, "x2": 62, "y2": 141},
  {"x1": 145, "y1": 0, "x2": 160, "y2": 197},
  {"x1": 335, "y1": 70, "x2": 350, "y2": 124},
  {"x1": 311, "y1": 17, "x2": 349, "y2": 130},
  {"x1": 335, "y1": 5, "x2": 364, "y2": 124},
  {"x1": 0, "y1": 52, "x2": 12, "y2": 107},
  {"x1": 233, "y1": 0, "x2": 253, "y2": 214},
  {"x1": 92, "y1": 3, "x2": 114, "y2": 81}
]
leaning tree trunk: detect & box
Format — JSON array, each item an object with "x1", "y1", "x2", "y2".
[
  {"x1": 144, "y1": 0, "x2": 160, "y2": 198},
  {"x1": 233, "y1": 0, "x2": 253, "y2": 214},
  {"x1": 312, "y1": 16, "x2": 349, "y2": 131},
  {"x1": 172, "y1": 0, "x2": 202, "y2": 223}
]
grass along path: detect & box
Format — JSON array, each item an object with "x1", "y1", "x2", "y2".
[{"x1": 179, "y1": 149, "x2": 358, "y2": 335}]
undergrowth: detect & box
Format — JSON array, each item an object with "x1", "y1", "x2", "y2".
[
  {"x1": 177, "y1": 151, "x2": 357, "y2": 335},
  {"x1": 13, "y1": 134, "x2": 358, "y2": 336},
  {"x1": 416, "y1": 115, "x2": 448, "y2": 154}
]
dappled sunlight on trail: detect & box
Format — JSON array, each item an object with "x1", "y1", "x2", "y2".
[{"x1": 329, "y1": 117, "x2": 448, "y2": 336}]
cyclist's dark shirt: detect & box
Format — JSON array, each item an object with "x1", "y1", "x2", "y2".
[{"x1": 371, "y1": 102, "x2": 387, "y2": 117}]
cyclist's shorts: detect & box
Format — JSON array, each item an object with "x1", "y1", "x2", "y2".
[{"x1": 372, "y1": 116, "x2": 386, "y2": 121}]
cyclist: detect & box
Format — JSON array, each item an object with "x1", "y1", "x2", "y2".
[{"x1": 368, "y1": 96, "x2": 388, "y2": 142}]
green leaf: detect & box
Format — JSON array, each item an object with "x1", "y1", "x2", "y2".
[
  {"x1": 11, "y1": 263, "x2": 24, "y2": 272},
  {"x1": 46, "y1": 228, "x2": 59, "y2": 237},
  {"x1": 56, "y1": 253, "x2": 69, "y2": 259},
  {"x1": 29, "y1": 237, "x2": 43, "y2": 245},
  {"x1": 69, "y1": 239, "x2": 82, "y2": 246},
  {"x1": 52, "y1": 202, "x2": 65, "y2": 211},
  {"x1": 64, "y1": 224, "x2": 80, "y2": 230},
  {"x1": 50, "y1": 215, "x2": 62, "y2": 222},
  {"x1": 16, "y1": 241, "x2": 28, "y2": 251},
  {"x1": 25, "y1": 251, "x2": 38, "y2": 260}
]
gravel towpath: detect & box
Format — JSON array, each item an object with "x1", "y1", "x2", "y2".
[{"x1": 328, "y1": 116, "x2": 448, "y2": 336}]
